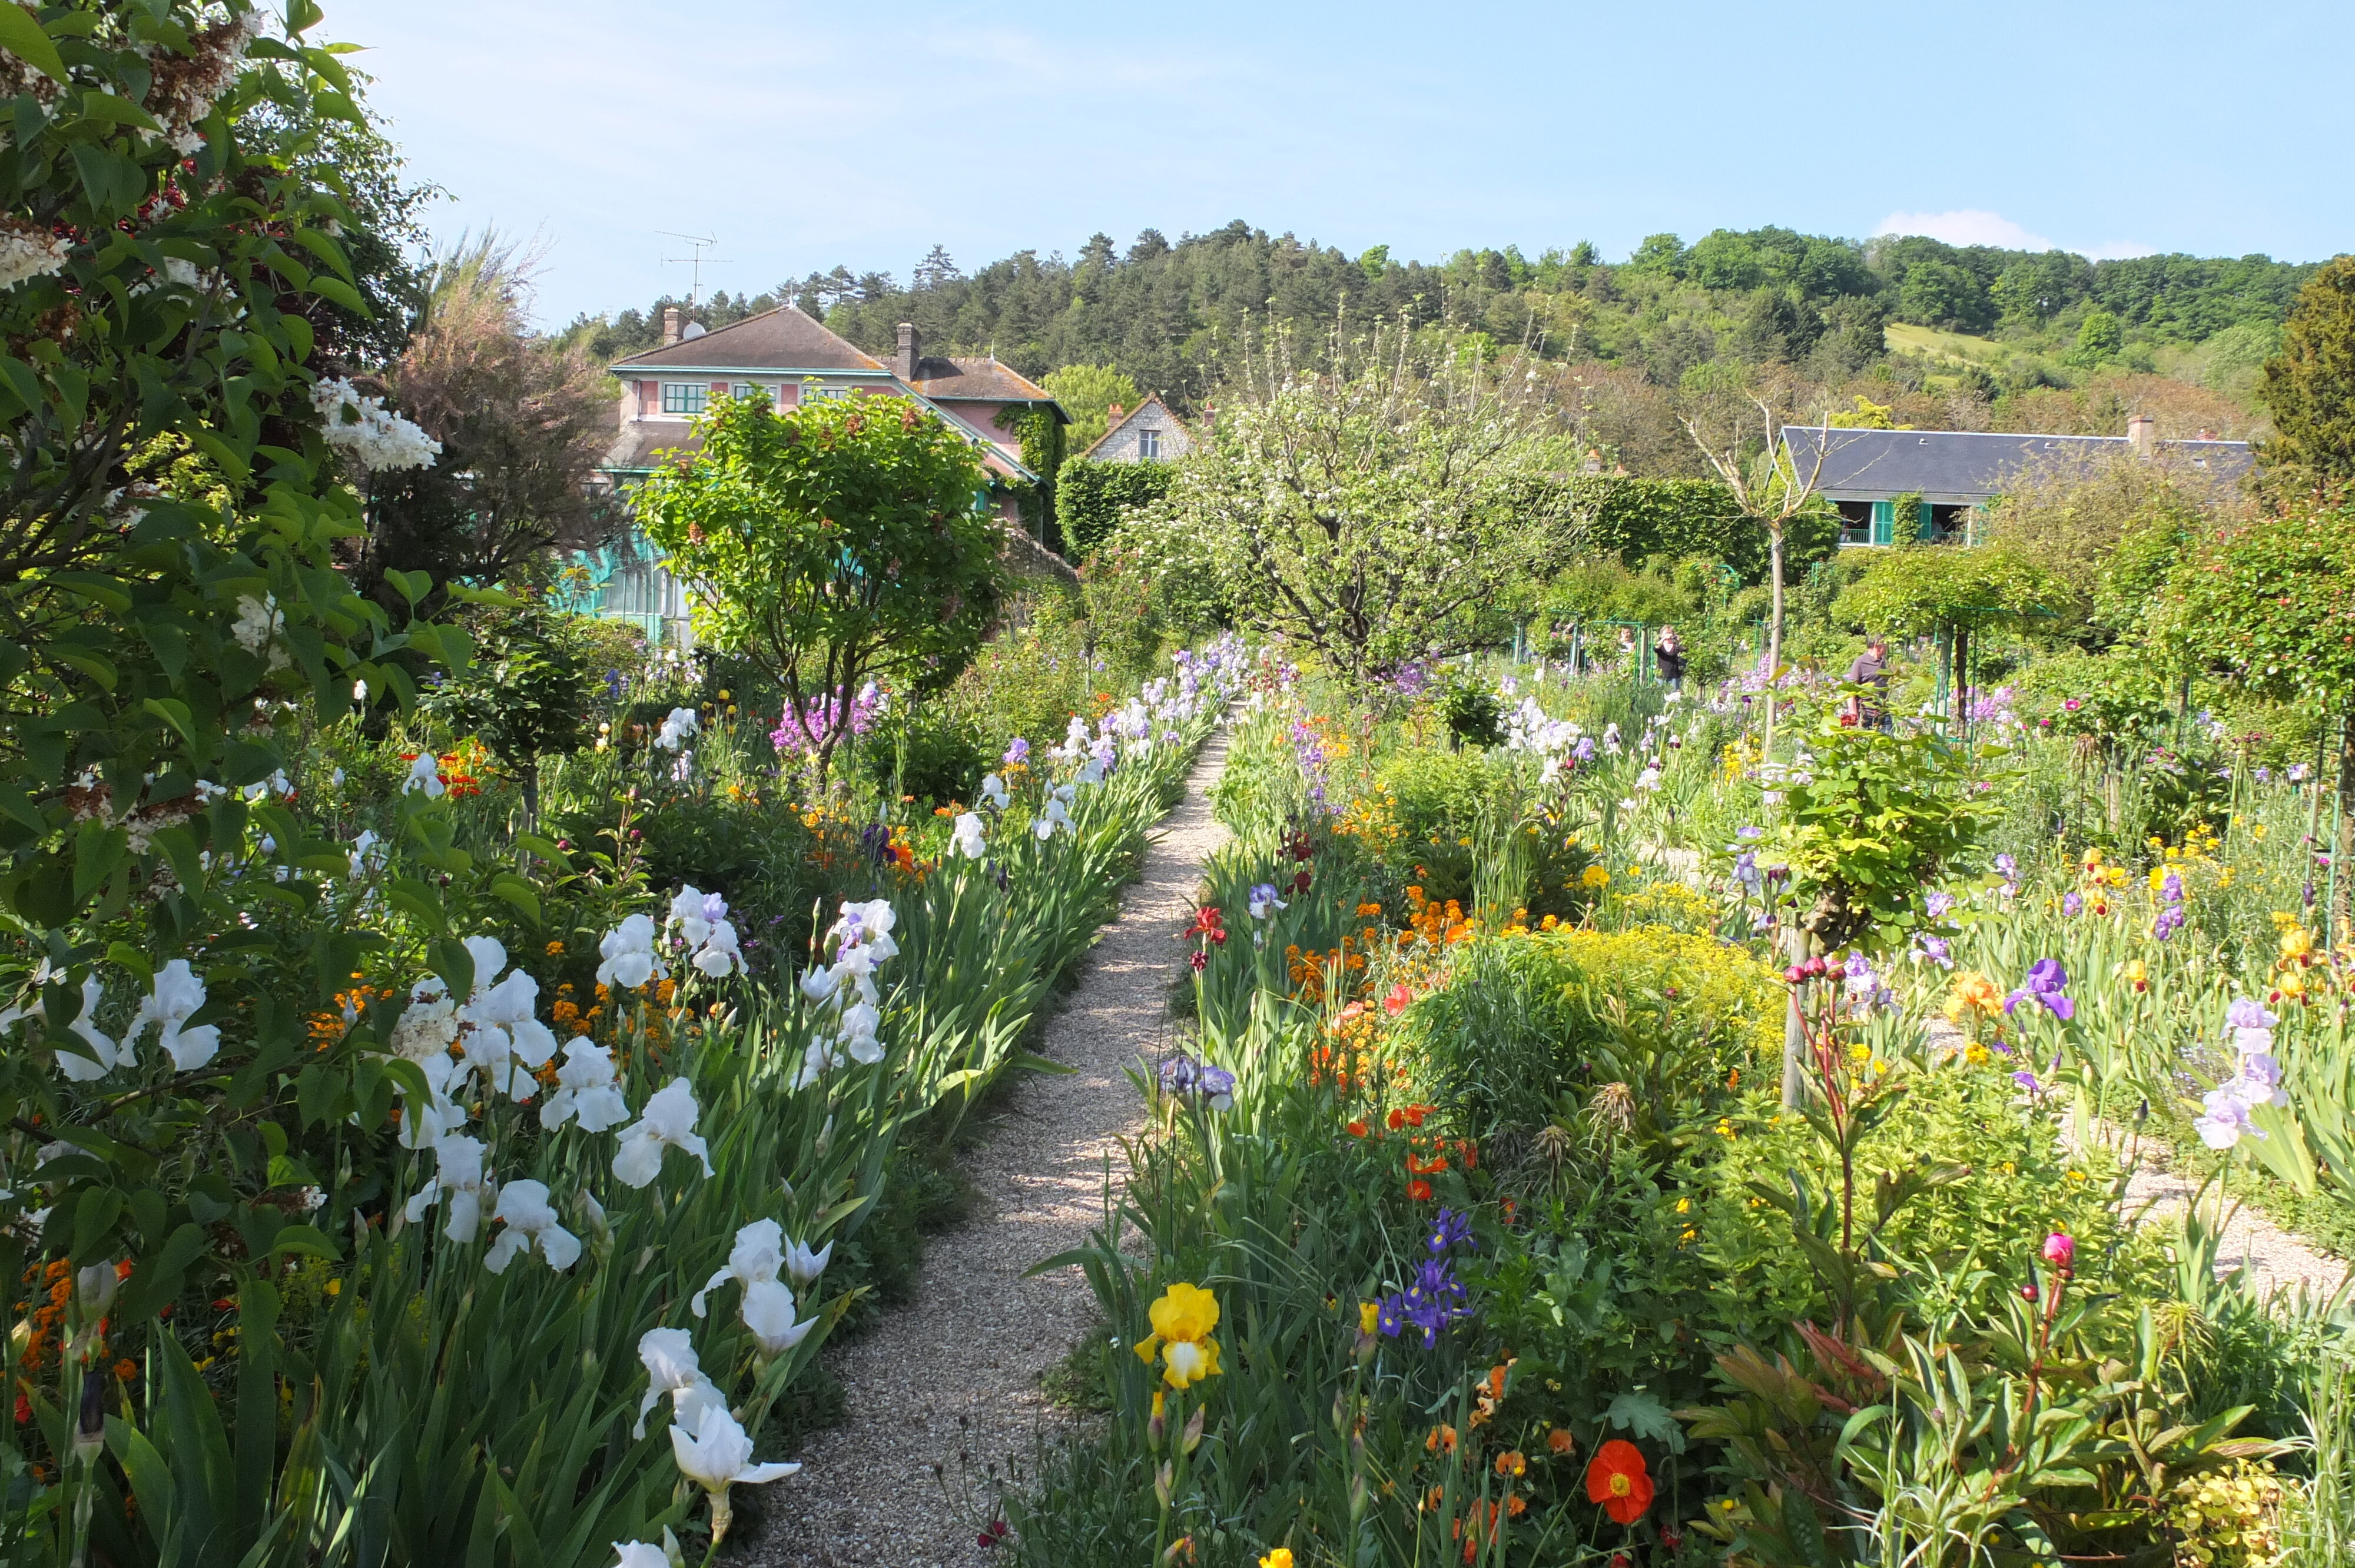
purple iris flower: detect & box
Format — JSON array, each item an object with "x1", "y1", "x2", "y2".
[
  {"x1": 1427, "y1": 1208, "x2": 1475, "y2": 1255},
  {"x1": 1915, "y1": 934, "x2": 1952, "y2": 969},
  {"x1": 2062, "y1": 892, "x2": 2083, "y2": 916},
  {"x1": 1004, "y1": 738, "x2": 1030, "y2": 765},
  {"x1": 2004, "y1": 958, "x2": 2074, "y2": 1021},
  {"x1": 1994, "y1": 854, "x2": 2017, "y2": 880},
  {"x1": 1925, "y1": 892, "x2": 1955, "y2": 920},
  {"x1": 2154, "y1": 906, "x2": 2186, "y2": 942}
]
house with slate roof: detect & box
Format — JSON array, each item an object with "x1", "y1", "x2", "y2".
[
  {"x1": 580, "y1": 307, "x2": 1070, "y2": 644},
  {"x1": 1782, "y1": 416, "x2": 2250, "y2": 547},
  {"x1": 1082, "y1": 393, "x2": 1191, "y2": 463}
]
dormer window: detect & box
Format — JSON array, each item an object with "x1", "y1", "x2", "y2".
[
  {"x1": 661, "y1": 383, "x2": 706, "y2": 416},
  {"x1": 1137, "y1": 427, "x2": 1161, "y2": 459}
]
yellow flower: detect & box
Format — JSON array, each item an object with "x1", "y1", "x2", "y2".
[
  {"x1": 2147, "y1": 865, "x2": 2170, "y2": 893},
  {"x1": 1359, "y1": 1300, "x2": 1380, "y2": 1335},
  {"x1": 2281, "y1": 925, "x2": 2316, "y2": 961},
  {"x1": 1135, "y1": 1281, "x2": 1224, "y2": 1390},
  {"x1": 1945, "y1": 971, "x2": 2002, "y2": 1022},
  {"x1": 1260, "y1": 1552, "x2": 1294, "y2": 1568},
  {"x1": 1580, "y1": 865, "x2": 1611, "y2": 889}
]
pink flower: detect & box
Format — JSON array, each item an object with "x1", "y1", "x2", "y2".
[{"x1": 2041, "y1": 1232, "x2": 2074, "y2": 1269}]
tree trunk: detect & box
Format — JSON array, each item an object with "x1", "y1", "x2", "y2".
[
  {"x1": 2336, "y1": 712, "x2": 2354, "y2": 946},
  {"x1": 1763, "y1": 523, "x2": 1785, "y2": 760},
  {"x1": 1780, "y1": 922, "x2": 1812, "y2": 1108}
]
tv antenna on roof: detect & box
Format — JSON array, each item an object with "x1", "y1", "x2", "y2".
[{"x1": 659, "y1": 232, "x2": 732, "y2": 307}]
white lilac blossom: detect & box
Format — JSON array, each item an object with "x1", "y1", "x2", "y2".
[
  {"x1": 692, "y1": 1218, "x2": 784, "y2": 1318},
  {"x1": 540, "y1": 1038, "x2": 632, "y2": 1132},
  {"x1": 403, "y1": 1134, "x2": 489, "y2": 1243},
  {"x1": 403, "y1": 753, "x2": 446, "y2": 798},
  {"x1": 655, "y1": 707, "x2": 699, "y2": 752},
  {"x1": 950, "y1": 811, "x2": 987, "y2": 859},
  {"x1": 597, "y1": 913, "x2": 668, "y2": 989},
  {"x1": 739, "y1": 1278, "x2": 818, "y2": 1357},
  {"x1": 311, "y1": 377, "x2": 442, "y2": 471},
  {"x1": 633, "y1": 1327, "x2": 721, "y2": 1440},
  {"x1": 127, "y1": 960, "x2": 221, "y2": 1071},
  {"x1": 668, "y1": 885, "x2": 743, "y2": 978},
  {"x1": 980, "y1": 773, "x2": 1011, "y2": 810},
  {"x1": 0, "y1": 218, "x2": 71, "y2": 293},
  {"x1": 230, "y1": 594, "x2": 290, "y2": 667},
  {"x1": 613, "y1": 1077, "x2": 714, "y2": 1188},
  {"x1": 483, "y1": 1180, "x2": 582, "y2": 1273}
]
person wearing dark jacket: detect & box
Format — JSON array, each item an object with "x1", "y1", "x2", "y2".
[
  {"x1": 1844, "y1": 636, "x2": 1892, "y2": 730},
  {"x1": 1654, "y1": 627, "x2": 1687, "y2": 694}
]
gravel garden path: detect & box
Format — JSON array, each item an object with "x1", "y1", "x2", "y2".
[{"x1": 747, "y1": 735, "x2": 1231, "y2": 1568}]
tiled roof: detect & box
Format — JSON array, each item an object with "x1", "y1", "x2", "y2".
[
  {"x1": 907, "y1": 355, "x2": 1060, "y2": 409},
  {"x1": 1781, "y1": 426, "x2": 2252, "y2": 503},
  {"x1": 611, "y1": 306, "x2": 885, "y2": 373}
]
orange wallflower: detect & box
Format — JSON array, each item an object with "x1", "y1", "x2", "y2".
[
  {"x1": 1407, "y1": 1178, "x2": 1433, "y2": 1202},
  {"x1": 1547, "y1": 1427, "x2": 1575, "y2": 1455}
]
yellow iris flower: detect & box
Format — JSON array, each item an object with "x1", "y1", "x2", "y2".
[{"x1": 1135, "y1": 1281, "x2": 1224, "y2": 1390}]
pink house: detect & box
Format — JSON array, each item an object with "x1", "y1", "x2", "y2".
[{"x1": 603, "y1": 305, "x2": 1066, "y2": 533}]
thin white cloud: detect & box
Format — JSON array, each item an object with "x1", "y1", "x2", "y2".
[
  {"x1": 1875, "y1": 210, "x2": 2156, "y2": 261},
  {"x1": 1876, "y1": 209, "x2": 2054, "y2": 250}
]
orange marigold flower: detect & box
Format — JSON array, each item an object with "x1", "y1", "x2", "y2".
[{"x1": 114, "y1": 1358, "x2": 137, "y2": 1380}]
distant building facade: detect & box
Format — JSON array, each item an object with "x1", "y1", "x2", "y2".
[
  {"x1": 1781, "y1": 416, "x2": 2250, "y2": 546},
  {"x1": 576, "y1": 308, "x2": 1069, "y2": 645},
  {"x1": 1083, "y1": 394, "x2": 1191, "y2": 464}
]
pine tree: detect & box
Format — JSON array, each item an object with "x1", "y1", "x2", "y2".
[{"x1": 2258, "y1": 255, "x2": 2355, "y2": 491}]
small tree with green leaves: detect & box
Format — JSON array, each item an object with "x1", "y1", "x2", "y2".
[
  {"x1": 633, "y1": 391, "x2": 1001, "y2": 775},
  {"x1": 2157, "y1": 497, "x2": 2355, "y2": 934},
  {"x1": 1837, "y1": 544, "x2": 2065, "y2": 720}
]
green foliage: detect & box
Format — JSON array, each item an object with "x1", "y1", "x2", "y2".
[
  {"x1": 1040, "y1": 363, "x2": 1140, "y2": 456},
  {"x1": 420, "y1": 596, "x2": 601, "y2": 802},
  {"x1": 1176, "y1": 333, "x2": 1585, "y2": 683},
  {"x1": 2071, "y1": 307, "x2": 2125, "y2": 367},
  {"x1": 632, "y1": 390, "x2": 1003, "y2": 763},
  {"x1": 1837, "y1": 543, "x2": 2068, "y2": 640},
  {"x1": 2158, "y1": 496, "x2": 2355, "y2": 713},
  {"x1": 1436, "y1": 668, "x2": 1504, "y2": 748},
  {"x1": 1763, "y1": 716, "x2": 2008, "y2": 951},
  {"x1": 1054, "y1": 457, "x2": 1175, "y2": 559},
  {"x1": 2257, "y1": 255, "x2": 2355, "y2": 491}
]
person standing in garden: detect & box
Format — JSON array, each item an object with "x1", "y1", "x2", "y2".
[
  {"x1": 1844, "y1": 634, "x2": 1892, "y2": 730},
  {"x1": 1654, "y1": 626, "x2": 1687, "y2": 695}
]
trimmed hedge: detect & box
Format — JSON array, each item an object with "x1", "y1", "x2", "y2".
[
  {"x1": 1057, "y1": 458, "x2": 1176, "y2": 559},
  {"x1": 1521, "y1": 474, "x2": 1840, "y2": 583}
]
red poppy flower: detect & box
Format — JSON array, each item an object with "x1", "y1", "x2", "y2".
[
  {"x1": 1586, "y1": 1440, "x2": 1654, "y2": 1524},
  {"x1": 1386, "y1": 1108, "x2": 1407, "y2": 1131},
  {"x1": 1407, "y1": 1178, "x2": 1434, "y2": 1201},
  {"x1": 1346, "y1": 1119, "x2": 1369, "y2": 1137}
]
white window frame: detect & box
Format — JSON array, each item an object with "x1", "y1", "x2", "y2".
[
  {"x1": 802, "y1": 383, "x2": 855, "y2": 404},
  {"x1": 1136, "y1": 427, "x2": 1161, "y2": 459}
]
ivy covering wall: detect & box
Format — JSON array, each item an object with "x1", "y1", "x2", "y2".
[{"x1": 1057, "y1": 457, "x2": 1178, "y2": 559}]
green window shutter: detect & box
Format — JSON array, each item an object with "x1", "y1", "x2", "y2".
[
  {"x1": 1918, "y1": 500, "x2": 1935, "y2": 541},
  {"x1": 1869, "y1": 499, "x2": 1893, "y2": 545}
]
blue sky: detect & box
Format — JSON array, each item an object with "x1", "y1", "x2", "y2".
[{"x1": 323, "y1": 0, "x2": 2352, "y2": 328}]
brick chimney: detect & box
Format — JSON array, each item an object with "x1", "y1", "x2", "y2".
[
  {"x1": 1106, "y1": 403, "x2": 1124, "y2": 427},
  {"x1": 661, "y1": 306, "x2": 682, "y2": 347},
  {"x1": 2126, "y1": 413, "x2": 2157, "y2": 458},
  {"x1": 895, "y1": 322, "x2": 918, "y2": 384}
]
